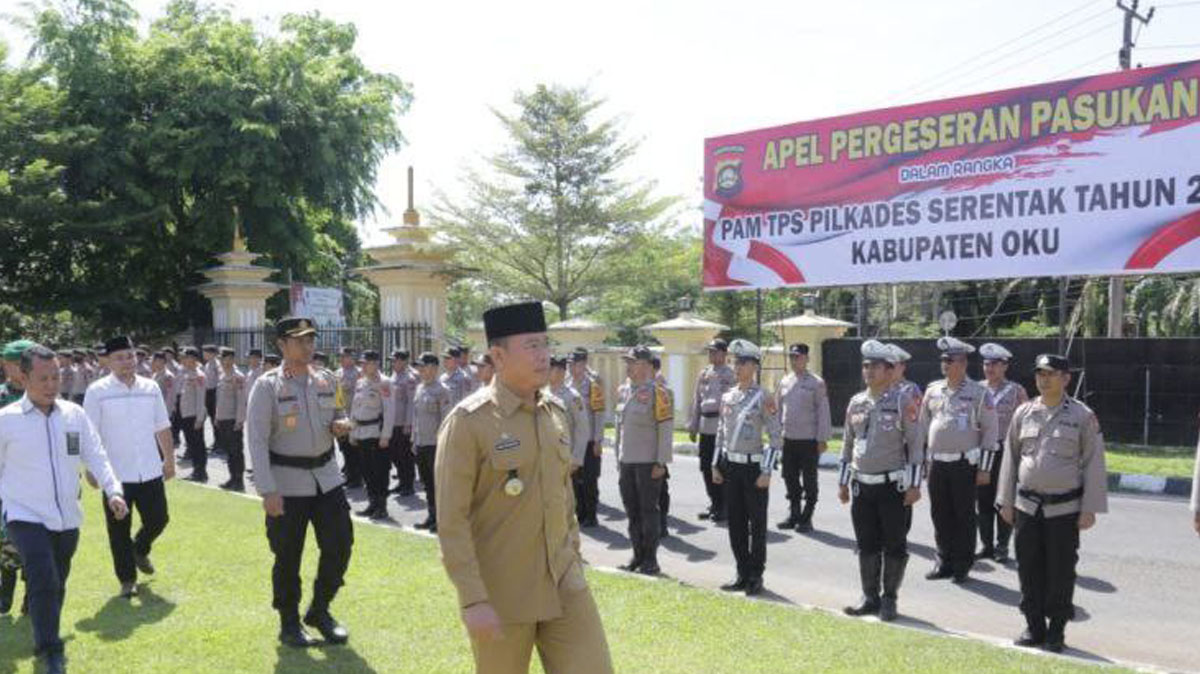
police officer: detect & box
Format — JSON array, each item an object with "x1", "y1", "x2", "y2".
[
  {"x1": 215, "y1": 347, "x2": 248, "y2": 491},
  {"x1": 350, "y1": 350, "x2": 395, "y2": 520},
  {"x1": 567, "y1": 349, "x2": 605, "y2": 528},
  {"x1": 978, "y1": 342, "x2": 1028, "y2": 562},
  {"x1": 548, "y1": 355, "x2": 589, "y2": 476},
  {"x1": 614, "y1": 345, "x2": 673, "y2": 575},
  {"x1": 650, "y1": 355, "x2": 674, "y2": 536},
  {"x1": 162, "y1": 347, "x2": 183, "y2": 447},
  {"x1": 839, "y1": 340, "x2": 924, "y2": 622},
  {"x1": 440, "y1": 346, "x2": 473, "y2": 405},
  {"x1": 412, "y1": 352, "x2": 453, "y2": 532},
  {"x1": 919, "y1": 337, "x2": 998, "y2": 584},
  {"x1": 313, "y1": 351, "x2": 330, "y2": 371},
  {"x1": 774, "y1": 342, "x2": 832, "y2": 532},
  {"x1": 245, "y1": 348, "x2": 265, "y2": 393},
  {"x1": 887, "y1": 343, "x2": 922, "y2": 403},
  {"x1": 69, "y1": 350, "x2": 91, "y2": 404},
  {"x1": 997, "y1": 354, "x2": 1108, "y2": 653},
  {"x1": 151, "y1": 352, "x2": 177, "y2": 427},
  {"x1": 458, "y1": 346, "x2": 481, "y2": 395},
  {"x1": 177, "y1": 347, "x2": 208, "y2": 482},
  {"x1": 245, "y1": 317, "x2": 355, "y2": 648},
  {"x1": 388, "y1": 350, "x2": 417, "y2": 496},
  {"x1": 335, "y1": 347, "x2": 362, "y2": 489},
  {"x1": 473, "y1": 353, "x2": 494, "y2": 387},
  {"x1": 56, "y1": 351, "x2": 74, "y2": 401},
  {"x1": 711, "y1": 340, "x2": 781, "y2": 596},
  {"x1": 435, "y1": 301, "x2": 613, "y2": 674},
  {"x1": 201, "y1": 345, "x2": 219, "y2": 445},
  {"x1": 689, "y1": 338, "x2": 735, "y2": 523}
]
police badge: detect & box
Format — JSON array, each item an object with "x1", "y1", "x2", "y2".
[{"x1": 712, "y1": 145, "x2": 745, "y2": 199}]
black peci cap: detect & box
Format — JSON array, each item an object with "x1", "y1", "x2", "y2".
[
  {"x1": 706, "y1": 338, "x2": 729, "y2": 352},
  {"x1": 483, "y1": 301, "x2": 547, "y2": 342},
  {"x1": 104, "y1": 335, "x2": 134, "y2": 354}
]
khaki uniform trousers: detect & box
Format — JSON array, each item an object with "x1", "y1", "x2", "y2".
[{"x1": 468, "y1": 585, "x2": 613, "y2": 674}]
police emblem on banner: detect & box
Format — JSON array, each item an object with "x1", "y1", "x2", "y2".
[{"x1": 712, "y1": 145, "x2": 745, "y2": 198}]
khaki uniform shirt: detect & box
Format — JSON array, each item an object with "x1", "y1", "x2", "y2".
[
  {"x1": 997, "y1": 396, "x2": 1109, "y2": 518},
  {"x1": 390, "y1": 368, "x2": 417, "y2": 432},
  {"x1": 59, "y1": 365, "x2": 74, "y2": 399},
  {"x1": 689, "y1": 364, "x2": 735, "y2": 436},
  {"x1": 568, "y1": 371, "x2": 606, "y2": 444},
  {"x1": 152, "y1": 370, "x2": 176, "y2": 414},
  {"x1": 412, "y1": 380, "x2": 453, "y2": 447},
  {"x1": 716, "y1": 384, "x2": 782, "y2": 473},
  {"x1": 774, "y1": 370, "x2": 832, "y2": 442},
  {"x1": 840, "y1": 384, "x2": 924, "y2": 488},
  {"x1": 349, "y1": 375, "x2": 395, "y2": 442},
  {"x1": 245, "y1": 365, "x2": 265, "y2": 398},
  {"x1": 919, "y1": 378, "x2": 999, "y2": 466},
  {"x1": 434, "y1": 380, "x2": 585, "y2": 624},
  {"x1": 984, "y1": 379, "x2": 1029, "y2": 441},
  {"x1": 215, "y1": 366, "x2": 247, "y2": 425},
  {"x1": 245, "y1": 365, "x2": 345, "y2": 497},
  {"x1": 550, "y1": 383, "x2": 590, "y2": 466},
  {"x1": 203, "y1": 358, "x2": 220, "y2": 391},
  {"x1": 440, "y1": 368, "x2": 473, "y2": 406},
  {"x1": 336, "y1": 365, "x2": 360, "y2": 411},
  {"x1": 177, "y1": 367, "x2": 207, "y2": 420},
  {"x1": 70, "y1": 363, "x2": 92, "y2": 397},
  {"x1": 614, "y1": 380, "x2": 673, "y2": 465}
]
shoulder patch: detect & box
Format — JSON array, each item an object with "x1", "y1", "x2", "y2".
[
  {"x1": 460, "y1": 388, "x2": 490, "y2": 413},
  {"x1": 543, "y1": 392, "x2": 566, "y2": 411}
]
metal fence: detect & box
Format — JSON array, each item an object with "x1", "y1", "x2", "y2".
[
  {"x1": 821, "y1": 337, "x2": 1200, "y2": 446},
  {"x1": 188, "y1": 323, "x2": 433, "y2": 361}
]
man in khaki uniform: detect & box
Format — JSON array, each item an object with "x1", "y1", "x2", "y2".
[
  {"x1": 977, "y1": 342, "x2": 1028, "y2": 562},
  {"x1": 440, "y1": 346, "x2": 474, "y2": 405},
  {"x1": 335, "y1": 347, "x2": 363, "y2": 489},
  {"x1": 919, "y1": 336, "x2": 998, "y2": 584},
  {"x1": 436, "y1": 301, "x2": 612, "y2": 674},
  {"x1": 215, "y1": 347, "x2": 248, "y2": 491},
  {"x1": 567, "y1": 349, "x2": 604, "y2": 528},
  {"x1": 614, "y1": 345, "x2": 673, "y2": 575},
  {"x1": 689, "y1": 338, "x2": 735, "y2": 522},
  {"x1": 388, "y1": 350, "x2": 417, "y2": 497},
  {"x1": 412, "y1": 352, "x2": 453, "y2": 532},
  {"x1": 774, "y1": 342, "x2": 831, "y2": 532},
  {"x1": 349, "y1": 350, "x2": 394, "y2": 520},
  {"x1": 548, "y1": 356, "x2": 589, "y2": 472},
  {"x1": 997, "y1": 354, "x2": 1108, "y2": 653},
  {"x1": 177, "y1": 347, "x2": 208, "y2": 482}
]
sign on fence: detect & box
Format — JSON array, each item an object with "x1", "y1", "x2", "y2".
[
  {"x1": 703, "y1": 60, "x2": 1200, "y2": 289},
  {"x1": 290, "y1": 284, "x2": 344, "y2": 327}
]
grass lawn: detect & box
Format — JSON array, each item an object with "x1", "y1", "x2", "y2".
[
  {"x1": 0, "y1": 482, "x2": 1124, "y2": 673},
  {"x1": 1105, "y1": 443, "x2": 1197, "y2": 478}
]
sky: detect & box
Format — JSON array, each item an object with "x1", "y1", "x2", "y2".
[{"x1": 3, "y1": 0, "x2": 1199, "y2": 247}]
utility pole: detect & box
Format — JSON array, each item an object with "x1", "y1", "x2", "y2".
[{"x1": 1109, "y1": 0, "x2": 1154, "y2": 338}]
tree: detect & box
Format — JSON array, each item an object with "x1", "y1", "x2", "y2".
[
  {"x1": 0, "y1": 0, "x2": 410, "y2": 335},
  {"x1": 434, "y1": 84, "x2": 677, "y2": 321}
]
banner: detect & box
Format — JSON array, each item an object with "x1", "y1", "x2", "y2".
[
  {"x1": 703, "y1": 60, "x2": 1200, "y2": 290},
  {"x1": 289, "y1": 284, "x2": 344, "y2": 327}
]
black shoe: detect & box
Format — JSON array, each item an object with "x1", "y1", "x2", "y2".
[
  {"x1": 186, "y1": 472, "x2": 207, "y2": 483},
  {"x1": 697, "y1": 510, "x2": 712, "y2": 521},
  {"x1": 304, "y1": 609, "x2": 349, "y2": 645},
  {"x1": 720, "y1": 577, "x2": 748, "y2": 592},
  {"x1": 1014, "y1": 629, "x2": 1045, "y2": 647},
  {"x1": 370, "y1": 507, "x2": 388, "y2": 520},
  {"x1": 414, "y1": 518, "x2": 434, "y2": 530},
  {"x1": 777, "y1": 515, "x2": 798, "y2": 530},
  {"x1": 951, "y1": 572, "x2": 970, "y2": 585},
  {"x1": 879, "y1": 597, "x2": 898, "y2": 622},
  {"x1": 42, "y1": 652, "x2": 66, "y2": 674},
  {"x1": 580, "y1": 517, "x2": 599, "y2": 528},
  {"x1": 355, "y1": 505, "x2": 377, "y2": 517},
  {"x1": 925, "y1": 566, "x2": 953, "y2": 580},
  {"x1": 618, "y1": 557, "x2": 643, "y2": 572},
  {"x1": 794, "y1": 520, "x2": 813, "y2": 533},
  {"x1": 743, "y1": 577, "x2": 764, "y2": 596},
  {"x1": 975, "y1": 547, "x2": 995, "y2": 560},
  {"x1": 843, "y1": 596, "x2": 881, "y2": 616},
  {"x1": 637, "y1": 562, "x2": 661, "y2": 576},
  {"x1": 133, "y1": 553, "x2": 156, "y2": 576},
  {"x1": 711, "y1": 511, "x2": 727, "y2": 524},
  {"x1": 279, "y1": 622, "x2": 318, "y2": 648},
  {"x1": 993, "y1": 547, "x2": 1010, "y2": 563},
  {"x1": 120, "y1": 581, "x2": 138, "y2": 598},
  {"x1": 428, "y1": 522, "x2": 438, "y2": 533},
  {"x1": 220, "y1": 480, "x2": 244, "y2": 492},
  {"x1": 1044, "y1": 618, "x2": 1066, "y2": 653}
]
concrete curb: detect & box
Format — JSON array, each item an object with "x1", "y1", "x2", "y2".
[{"x1": 668, "y1": 442, "x2": 1194, "y2": 499}]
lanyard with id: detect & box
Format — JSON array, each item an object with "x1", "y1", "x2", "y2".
[{"x1": 65, "y1": 430, "x2": 80, "y2": 456}]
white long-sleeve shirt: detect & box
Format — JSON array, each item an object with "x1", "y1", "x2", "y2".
[
  {"x1": 0, "y1": 395, "x2": 123, "y2": 531},
  {"x1": 83, "y1": 374, "x2": 171, "y2": 483}
]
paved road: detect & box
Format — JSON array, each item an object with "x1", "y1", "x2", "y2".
[{"x1": 188, "y1": 437, "x2": 1198, "y2": 673}]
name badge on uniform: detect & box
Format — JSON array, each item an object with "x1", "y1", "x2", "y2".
[
  {"x1": 65, "y1": 431, "x2": 80, "y2": 456},
  {"x1": 494, "y1": 434, "x2": 521, "y2": 452}
]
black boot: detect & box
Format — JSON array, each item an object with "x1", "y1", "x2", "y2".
[
  {"x1": 743, "y1": 576, "x2": 764, "y2": 596},
  {"x1": 720, "y1": 576, "x2": 747, "y2": 592},
  {"x1": 1044, "y1": 617, "x2": 1067, "y2": 653},
  {"x1": 619, "y1": 555, "x2": 643, "y2": 572},
  {"x1": 879, "y1": 554, "x2": 907, "y2": 622},
  {"x1": 795, "y1": 501, "x2": 816, "y2": 533},
  {"x1": 843, "y1": 552, "x2": 882, "y2": 616},
  {"x1": 638, "y1": 550, "x2": 661, "y2": 576},
  {"x1": 777, "y1": 502, "x2": 799, "y2": 530},
  {"x1": 0, "y1": 568, "x2": 15, "y2": 614},
  {"x1": 1014, "y1": 614, "x2": 1046, "y2": 647},
  {"x1": 42, "y1": 652, "x2": 66, "y2": 674},
  {"x1": 304, "y1": 606, "x2": 349, "y2": 645},
  {"x1": 279, "y1": 610, "x2": 318, "y2": 648}
]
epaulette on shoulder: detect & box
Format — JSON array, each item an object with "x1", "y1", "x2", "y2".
[
  {"x1": 542, "y1": 391, "x2": 567, "y2": 411},
  {"x1": 459, "y1": 388, "x2": 491, "y2": 413}
]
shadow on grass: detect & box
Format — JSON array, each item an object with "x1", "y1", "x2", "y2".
[
  {"x1": 75, "y1": 583, "x2": 176, "y2": 641},
  {"x1": 275, "y1": 643, "x2": 378, "y2": 674}
]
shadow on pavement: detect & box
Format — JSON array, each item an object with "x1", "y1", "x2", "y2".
[
  {"x1": 798, "y1": 528, "x2": 858, "y2": 553},
  {"x1": 660, "y1": 534, "x2": 717, "y2": 562},
  {"x1": 580, "y1": 524, "x2": 632, "y2": 551},
  {"x1": 1075, "y1": 575, "x2": 1116, "y2": 593},
  {"x1": 958, "y1": 575, "x2": 1021, "y2": 608}
]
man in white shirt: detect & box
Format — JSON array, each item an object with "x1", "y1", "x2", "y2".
[
  {"x1": 0, "y1": 344, "x2": 127, "y2": 674},
  {"x1": 82, "y1": 335, "x2": 174, "y2": 598}
]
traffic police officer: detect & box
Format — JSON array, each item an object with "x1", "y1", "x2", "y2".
[
  {"x1": 350, "y1": 350, "x2": 395, "y2": 520},
  {"x1": 887, "y1": 343, "x2": 922, "y2": 403},
  {"x1": 614, "y1": 345, "x2": 673, "y2": 575},
  {"x1": 435, "y1": 301, "x2": 613, "y2": 674},
  {"x1": 412, "y1": 351, "x2": 453, "y2": 532},
  {"x1": 919, "y1": 336, "x2": 998, "y2": 583},
  {"x1": 215, "y1": 347, "x2": 248, "y2": 491},
  {"x1": 997, "y1": 354, "x2": 1108, "y2": 653},
  {"x1": 711, "y1": 339, "x2": 781, "y2": 596},
  {"x1": 245, "y1": 317, "x2": 354, "y2": 648},
  {"x1": 688, "y1": 338, "x2": 735, "y2": 522},
  {"x1": 388, "y1": 350, "x2": 417, "y2": 496},
  {"x1": 567, "y1": 348, "x2": 605, "y2": 528},
  {"x1": 774, "y1": 342, "x2": 832, "y2": 532},
  {"x1": 978, "y1": 342, "x2": 1028, "y2": 562},
  {"x1": 839, "y1": 340, "x2": 924, "y2": 622}
]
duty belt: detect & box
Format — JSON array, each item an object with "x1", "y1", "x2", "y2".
[
  {"x1": 930, "y1": 447, "x2": 981, "y2": 464},
  {"x1": 269, "y1": 448, "x2": 334, "y2": 469},
  {"x1": 854, "y1": 469, "x2": 906, "y2": 485},
  {"x1": 1018, "y1": 487, "x2": 1084, "y2": 506},
  {"x1": 700, "y1": 411, "x2": 719, "y2": 418},
  {"x1": 725, "y1": 451, "x2": 763, "y2": 464},
  {"x1": 354, "y1": 414, "x2": 383, "y2": 429}
]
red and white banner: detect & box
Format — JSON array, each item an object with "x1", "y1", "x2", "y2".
[{"x1": 703, "y1": 60, "x2": 1200, "y2": 289}]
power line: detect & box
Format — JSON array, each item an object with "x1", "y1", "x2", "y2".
[
  {"x1": 1046, "y1": 50, "x2": 1113, "y2": 80},
  {"x1": 1137, "y1": 42, "x2": 1200, "y2": 50}
]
